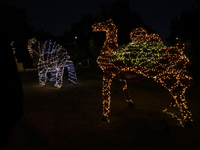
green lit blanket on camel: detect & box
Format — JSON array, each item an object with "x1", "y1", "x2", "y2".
[{"x1": 110, "y1": 41, "x2": 166, "y2": 68}]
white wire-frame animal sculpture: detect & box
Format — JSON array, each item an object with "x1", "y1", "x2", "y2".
[{"x1": 27, "y1": 38, "x2": 78, "y2": 88}]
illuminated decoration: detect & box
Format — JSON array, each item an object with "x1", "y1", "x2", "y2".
[
  {"x1": 92, "y1": 19, "x2": 194, "y2": 127},
  {"x1": 10, "y1": 41, "x2": 24, "y2": 71},
  {"x1": 27, "y1": 38, "x2": 78, "y2": 88},
  {"x1": 110, "y1": 42, "x2": 165, "y2": 68}
]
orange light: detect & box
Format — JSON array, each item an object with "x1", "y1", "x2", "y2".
[{"x1": 92, "y1": 19, "x2": 193, "y2": 127}]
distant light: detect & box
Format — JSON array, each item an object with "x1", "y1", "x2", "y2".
[{"x1": 75, "y1": 36, "x2": 77, "y2": 39}]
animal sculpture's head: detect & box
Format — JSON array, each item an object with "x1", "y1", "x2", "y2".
[{"x1": 92, "y1": 19, "x2": 117, "y2": 32}]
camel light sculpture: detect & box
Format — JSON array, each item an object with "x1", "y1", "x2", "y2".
[
  {"x1": 92, "y1": 19, "x2": 194, "y2": 127},
  {"x1": 27, "y1": 38, "x2": 78, "y2": 88}
]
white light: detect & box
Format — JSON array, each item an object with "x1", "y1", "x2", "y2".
[{"x1": 27, "y1": 38, "x2": 78, "y2": 88}]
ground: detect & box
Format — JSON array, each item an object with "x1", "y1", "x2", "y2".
[{"x1": 3, "y1": 67, "x2": 200, "y2": 150}]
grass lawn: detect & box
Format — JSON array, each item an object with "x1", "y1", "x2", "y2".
[{"x1": 4, "y1": 67, "x2": 200, "y2": 150}]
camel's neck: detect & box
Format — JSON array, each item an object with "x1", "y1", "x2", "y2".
[{"x1": 100, "y1": 30, "x2": 118, "y2": 57}]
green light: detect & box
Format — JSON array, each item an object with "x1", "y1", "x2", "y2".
[{"x1": 110, "y1": 41, "x2": 166, "y2": 68}]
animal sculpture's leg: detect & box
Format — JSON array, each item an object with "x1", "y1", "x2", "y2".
[
  {"x1": 54, "y1": 67, "x2": 64, "y2": 88},
  {"x1": 37, "y1": 58, "x2": 47, "y2": 85},
  {"x1": 102, "y1": 73, "x2": 115, "y2": 122},
  {"x1": 50, "y1": 69, "x2": 56, "y2": 82},
  {"x1": 66, "y1": 61, "x2": 78, "y2": 85},
  {"x1": 38, "y1": 68, "x2": 47, "y2": 86},
  {"x1": 164, "y1": 91, "x2": 192, "y2": 127},
  {"x1": 118, "y1": 77, "x2": 133, "y2": 107}
]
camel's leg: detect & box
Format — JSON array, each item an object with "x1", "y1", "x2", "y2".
[
  {"x1": 164, "y1": 94, "x2": 176, "y2": 112},
  {"x1": 118, "y1": 77, "x2": 133, "y2": 107},
  {"x1": 165, "y1": 90, "x2": 192, "y2": 127},
  {"x1": 102, "y1": 73, "x2": 116, "y2": 122},
  {"x1": 54, "y1": 67, "x2": 64, "y2": 88},
  {"x1": 174, "y1": 92, "x2": 192, "y2": 127}
]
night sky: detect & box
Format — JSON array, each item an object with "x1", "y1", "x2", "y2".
[{"x1": 1, "y1": 0, "x2": 198, "y2": 41}]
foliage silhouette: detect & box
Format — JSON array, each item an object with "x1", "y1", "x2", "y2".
[
  {"x1": 0, "y1": 2, "x2": 56, "y2": 68},
  {"x1": 167, "y1": 1, "x2": 200, "y2": 82}
]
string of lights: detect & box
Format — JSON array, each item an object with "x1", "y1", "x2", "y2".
[
  {"x1": 110, "y1": 41, "x2": 165, "y2": 68},
  {"x1": 27, "y1": 38, "x2": 78, "y2": 88},
  {"x1": 92, "y1": 19, "x2": 193, "y2": 127},
  {"x1": 10, "y1": 41, "x2": 25, "y2": 71}
]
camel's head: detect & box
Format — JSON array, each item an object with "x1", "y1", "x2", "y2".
[{"x1": 92, "y1": 19, "x2": 117, "y2": 32}]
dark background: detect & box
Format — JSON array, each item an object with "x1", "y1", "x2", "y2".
[
  {"x1": 0, "y1": 0, "x2": 197, "y2": 40},
  {"x1": 1, "y1": 1, "x2": 200, "y2": 149}
]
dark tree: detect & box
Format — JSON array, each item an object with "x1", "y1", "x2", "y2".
[
  {"x1": 0, "y1": 2, "x2": 34, "y2": 68},
  {"x1": 62, "y1": 0, "x2": 154, "y2": 62},
  {"x1": 88, "y1": 0, "x2": 155, "y2": 60},
  {"x1": 167, "y1": 1, "x2": 200, "y2": 81},
  {"x1": 61, "y1": 14, "x2": 99, "y2": 63},
  {"x1": 0, "y1": 29, "x2": 24, "y2": 149},
  {"x1": 195, "y1": 0, "x2": 200, "y2": 6},
  {"x1": 0, "y1": 2, "x2": 56, "y2": 68},
  {"x1": 0, "y1": 3, "x2": 30, "y2": 39},
  {"x1": 100, "y1": 0, "x2": 155, "y2": 45}
]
